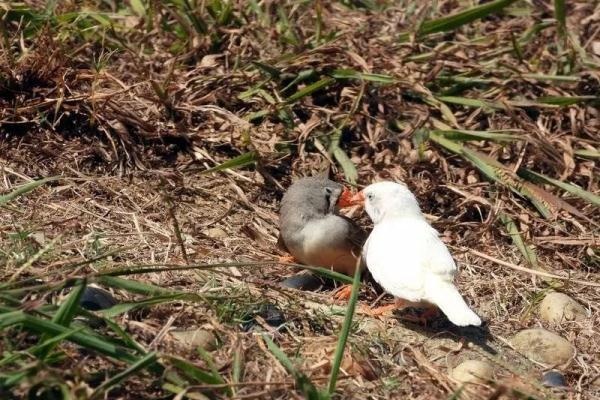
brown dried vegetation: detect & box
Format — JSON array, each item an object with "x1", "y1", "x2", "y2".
[{"x1": 0, "y1": 1, "x2": 599, "y2": 399}]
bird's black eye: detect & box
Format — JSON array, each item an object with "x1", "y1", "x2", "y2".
[
  {"x1": 367, "y1": 193, "x2": 374, "y2": 201},
  {"x1": 323, "y1": 186, "x2": 333, "y2": 203}
]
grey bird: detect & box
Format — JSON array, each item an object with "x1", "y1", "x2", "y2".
[{"x1": 278, "y1": 177, "x2": 366, "y2": 282}]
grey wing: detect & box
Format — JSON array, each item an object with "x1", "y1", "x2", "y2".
[
  {"x1": 338, "y1": 215, "x2": 367, "y2": 265},
  {"x1": 339, "y1": 215, "x2": 367, "y2": 248}
]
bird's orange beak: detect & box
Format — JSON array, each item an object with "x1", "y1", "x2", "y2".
[
  {"x1": 337, "y1": 188, "x2": 365, "y2": 208},
  {"x1": 349, "y1": 191, "x2": 365, "y2": 207},
  {"x1": 337, "y1": 187, "x2": 355, "y2": 208}
]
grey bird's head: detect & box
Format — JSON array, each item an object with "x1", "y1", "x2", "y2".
[{"x1": 280, "y1": 177, "x2": 344, "y2": 219}]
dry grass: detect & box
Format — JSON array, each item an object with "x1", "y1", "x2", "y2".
[{"x1": 1, "y1": 0, "x2": 599, "y2": 399}]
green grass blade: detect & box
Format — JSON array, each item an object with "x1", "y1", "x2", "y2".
[
  {"x1": 521, "y1": 74, "x2": 579, "y2": 82},
  {"x1": 574, "y1": 149, "x2": 600, "y2": 159},
  {"x1": 251, "y1": 61, "x2": 281, "y2": 80},
  {"x1": 7, "y1": 234, "x2": 62, "y2": 283},
  {"x1": 182, "y1": 0, "x2": 208, "y2": 34},
  {"x1": 418, "y1": 0, "x2": 518, "y2": 36},
  {"x1": 52, "y1": 281, "x2": 86, "y2": 327},
  {"x1": 437, "y1": 96, "x2": 504, "y2": 110},
  {"x1": 285, "y1": 78, "x2": 335, "y2": 103},
  {"x1": 36, "y1": 280, "x2": 86, "y2": 359},
  {"x1": 0, "y1": 176, "x2": 59, "y2": 205},
  {"x1": 196, "y1": 346, "x2": 232, "y2": 396},
  {"x1": 200, "y1": 151, "x2": 258, "y2": 174},
  {"x1": 162, "y1": 383, "x2": 211, "y2": 400},
  {"x1": 1, "y1": 371, "x2": 31, "y2": 388},
  {"x1": 300, "y1": 266, "x2": 354, "y2": 284},
  {"x1": 90, "y1": 352, "x2": 158, "y2": 399},
  {"x1": 263, "y1": 335, "x2": 326, "y2": 400},
  {"x1": 0, "y1": 311, "x2": 140, "y2": 363},
  {"x1": 535, "y1": 96, "x2": 599, "y2": 106},
  {"x1": 0, "y1": 293, "x2": 22, "y2": 307},
  {"x1": 2, "y1": 327, "x2": 84, "y2": 369},
  {"x1": 430, "y1": 129, "x2": 522, "y2": 142},
  {"x1": 129, "y1": 0, "x2": 146, "y2": 16},
  {"x1": 429, "y1": 132, "x2": 555, "y2": 218},
  {"x1": 329, "y1": 133, "x2": 358, "y2": 185},
  {"x1": 281, "y1": 69, "x2": 317, "y2": 93},
  {"x1": 518, "y1": 168, "x2": 600, "y2": 207},
  {"x1": 232, "y1": 345, "x2": 243, "y2": 394},
  {"x1": 96, "y1": 262, "x2": 354, "y2": 284},
  {"x1": 553, "y1": 0, "x2": 566, "y2": 43},
  {"x1": 98, "y1": 275, "x2": 170, "y2": 295},
  {"x1": 245, "y1": 109, "x2": 270, "y2": 122},
  {"x1": 330, "y1": 69, "x2": 395, "y2": 84},
  {"x1": 169, "y1": 356, "x2": 225, "y2": 385},
  {"x1": 461, "y1": 147, "x2": 555, "y2": 218},
  {"x1": 327, "y1": 260, "x2": 361, "y2": 394},
  {"x1": 99, "y1": 293, "x2": 190, "y2": 318},
  {"x1": 499, "y1": 213, "x2": 538, "y2": 269},
  {"x1": 101, "y1": 317, "x2": 147, "y2": 354}
]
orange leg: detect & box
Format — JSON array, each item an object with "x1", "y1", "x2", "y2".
[
  {"x1": 278, "y1": 254, "x2": 297, "y2": 263},
  {"x1": 360, "y1": 298, "x2": 407, "y2": 316},
  {"x1": 420, "y1": 306, "x2": 440, "y2": 320},
  {"x1": 361, "y1": 299, "x2": 441, "y2": 324},
  {"x1": 333, "y1": 284, "x2": 354, "y2": 301},
  {"x1": 398, "y1": 305, "x2": 440, "y2": 325}
]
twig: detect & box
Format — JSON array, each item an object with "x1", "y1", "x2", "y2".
[{"x1": 468, "y1": 249, "x2": 600, "y2": 287}]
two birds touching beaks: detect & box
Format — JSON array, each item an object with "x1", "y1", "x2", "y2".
[{"x1": 278, "y1": 177, "x2": 482, "y2": 327}]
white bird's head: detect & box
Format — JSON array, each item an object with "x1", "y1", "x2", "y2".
[{"x1": 339, "y1": 181, "x2": 423, "y2": 224}]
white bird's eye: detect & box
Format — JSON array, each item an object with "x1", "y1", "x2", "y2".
[{"x1": 367, "y1": 193, "x2": 374, "y2": 201}]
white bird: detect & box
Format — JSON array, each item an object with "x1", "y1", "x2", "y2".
[{"x1": 344, "y1": 181, "x2": 482, "y2": 327}]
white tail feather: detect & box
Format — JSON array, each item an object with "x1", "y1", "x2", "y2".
[{"x1": 427, "y1": 280, "x2": 481, "y2": 327}]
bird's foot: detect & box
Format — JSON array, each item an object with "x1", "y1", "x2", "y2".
[
  {"x1": 420, "y1": 306, "x2": 440, "y2": 320},
  {"x1": 360, "y1": 303, "x2": 398, "y2": 317},
  {"x1": 399, "y1": 306, "x2": 440, "y2": 326},
  {"x1": 332, "y1": 284, "x2": 353, "y2": 301},
  {"x1": 398, "y1": 313, "x2": 428, "y2": 325},
  {"x1": 277, "y1": 254, "x2": 297, "y2": 264}
]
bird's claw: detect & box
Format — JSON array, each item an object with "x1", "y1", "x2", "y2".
[
  {"x1": 333, "y1": 284, "x2": 353, "y2": 301},
  {"x1": 399, "y1": 307, "x2": 440, "y2": 326},
  {"x1": 360, "y1": 303, "x2": 398, "y2": 317}
]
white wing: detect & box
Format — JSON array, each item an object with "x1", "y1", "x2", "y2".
[
  {"x1": 364, "y1": 217, "x2": 456, "y2": 302},
  {"x1": 365, "y1": 217, "x2": 480, "y2": 326}
]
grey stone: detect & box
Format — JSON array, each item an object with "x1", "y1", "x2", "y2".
[
  {"x1": 511, "y1": 328, "x2": 575, "y2": 367},
  {"x1": 542, "y1": 370, "x2": 568, "y2": 388},
  {"x1": 80, "y1": 286, "x2": 117, "y2": 311},
  {"x1": 281, "y1": 273, "x2": 323, "y2": 291},
  {"x1": 171, "y1": 329, "x2": 217, "y2": 351},
  {"x1": 539, "y1": 292, "x2": 587, "y2": 324},
  {"x1": 451, "y1": 360, "x2": 494, "y2": 384}
]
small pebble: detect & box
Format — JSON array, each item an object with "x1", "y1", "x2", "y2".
[
  {"x1": 511, "y1": 328, "x2": 575, "y2": 367},
  {"x1": 242, "y1": 303, "x2": 286, "y2": 331},
  {"x1": 451, "y1": 359, "x2": 494, "y2": 384},
  {"x1": 171, "y1": 329, "x2": 217, "y2": 351},
  {"x1": 539, "y1": 292, "x2": 587, "y2": 324},
  {"x1": 258, "y1": 303, "x2": 286, "y2": 327},
  {"x1": 281, "y1": 273, "x2": 324, "y2": 291},
  {"x1": 79, "y1": 286, "x2": 117, "y2": 311},
  {"x1": 203, "y1": 227, "x2": 228, "y2": 239},
  {"x1": 542, "y1": 370, "x2": 568, "y2": 388}
]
